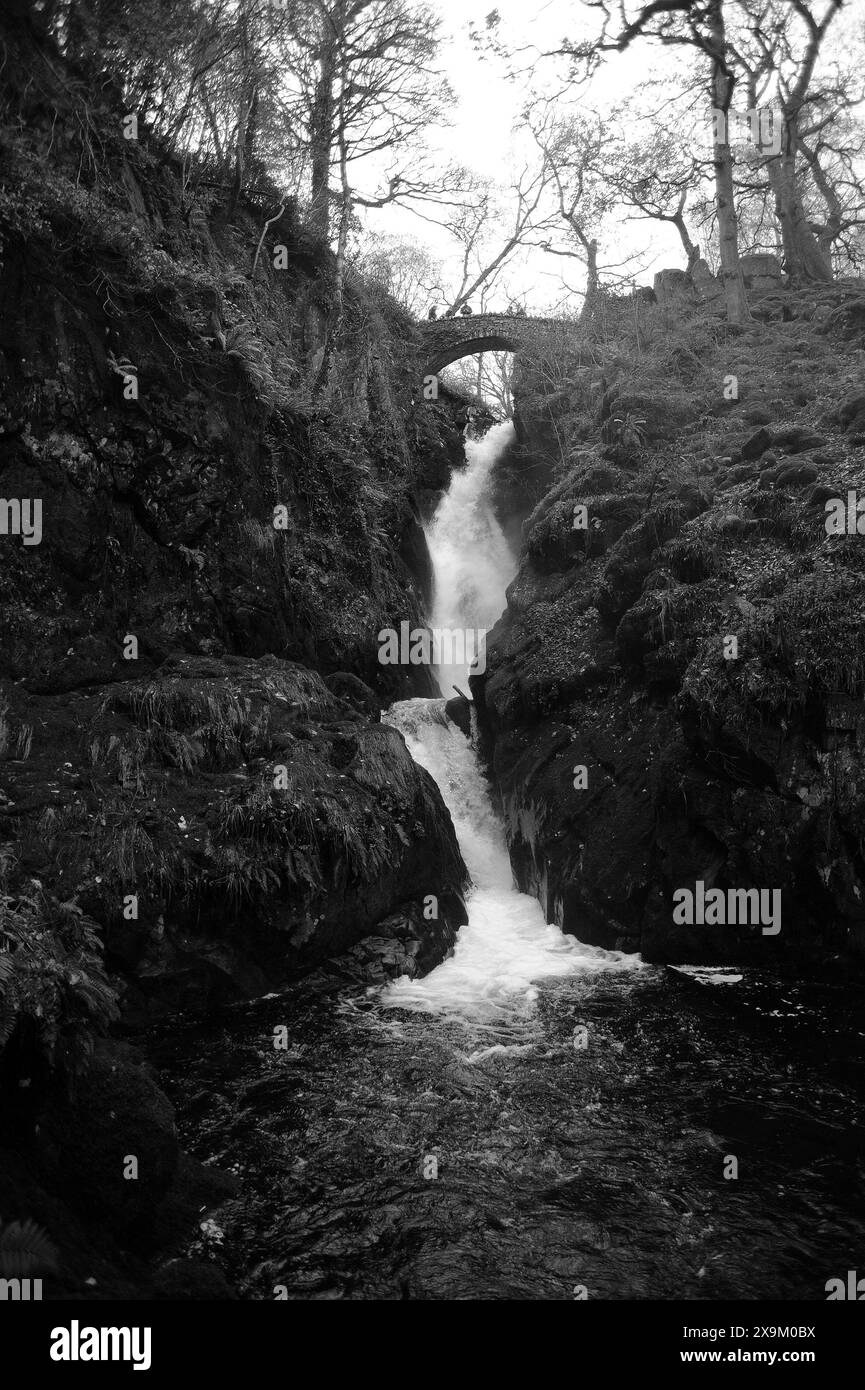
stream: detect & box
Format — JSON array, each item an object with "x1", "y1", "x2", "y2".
[{"x1": 154, "y1": 422, "x2": 865, "y2": 1301}]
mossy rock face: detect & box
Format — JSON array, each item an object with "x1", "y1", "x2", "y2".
[
  {"x1": 774, "y1": 461, "x2": 818, "y2": 487},
  {"x1": 839, "y1": 394, "x2": 865, "y2": 431},
  {"x1": 570, "y1": 462, "x2": 623, "y2": 495},
  {"x1": 2, "y1": 653, "x2": 470, "y2": 1017},
  {"x1": 661, "y1": 531, "x2": 728, "y2": 584},
  {"x1": 604, "y1": 390, "x2": 701, "y2": 443},
  {"x1": 593, "y1": 502, "x2": 691, "y2": 625},
  {"x1": 475, "y1": 290, "x2": 865, "y2": 970}
]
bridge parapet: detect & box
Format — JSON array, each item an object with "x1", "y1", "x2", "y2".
[{"x1": 419, "y1": 314, "x2": 575, "y2": 375}]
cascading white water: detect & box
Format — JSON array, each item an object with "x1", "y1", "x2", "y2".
[
  {"x1": 425, "y1": 420, "x2": 519, "y2": 698},
  {"x1": 380, "y1": 420, "x2": 641, "y2": 1024}
]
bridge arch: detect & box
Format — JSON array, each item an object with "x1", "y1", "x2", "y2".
[
  {"x1": 419, "y1": 313, "x2": 568, "y2": 379},
  {"x1": 423, "y1": 333, "x2": 520, "y2": 376}
]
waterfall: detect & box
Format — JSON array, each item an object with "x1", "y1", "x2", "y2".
[
  {"x1": 381, "y1": 420, "x2": 640, "y2": 1022},
  {"x1": 425, "y1": 419, "x2": 519, "y2": 698}
]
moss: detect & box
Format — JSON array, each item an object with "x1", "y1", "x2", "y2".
[
  {"x1": 679, "y1": 570, "x2": 865, "y2": 738},
  {"x1": 661, "y1": 531, "x2": 730, "y2": 583}
]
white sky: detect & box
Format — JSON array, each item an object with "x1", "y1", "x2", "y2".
[
  {"x1": 363, "y1": 0, "x2": 865, "y2": 315},
  {"x1": 364, "y1": 0, "x2": 693, "y2": 311}
]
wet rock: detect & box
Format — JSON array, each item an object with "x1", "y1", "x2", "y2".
[
  {"x1": 334, "y1": 895, "x2": 466, "y2": 983},
  {"x1": 444, "y1": 693, "x2": 472, "y2": 736},
  {"x1": 324, "y1": 672, "x2": 381, "y2": 719}
]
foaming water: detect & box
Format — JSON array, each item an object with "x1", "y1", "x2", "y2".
[
  {"x1": 381, "y1": 697, "x2": 640, "y2": 1024},
  {"x1": 381, "y1": 418, "x2": 641, "y2": 1023},
  {"x1": 425, "y1": 419, "x2": 519, "y2": 697}
]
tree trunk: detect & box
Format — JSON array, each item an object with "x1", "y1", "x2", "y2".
[
  {"x1": 226, "y1": 9, "x2": 253, "y2": 222},
  {"x1": 800, "y1": 142, "x2": 843, "y2": 264},
  {"x1": 243, "y1": 85, "x2": 259, "y2": 174},
  {"x1": 309, "y1": 31, "x2": 336, "y2": 241},
  {"x1": 578, "y1": 238, "x2": 601, "y2": 326},
  {"x1": 672, "y1": 210, "x2": 699, "y2": 270},
  {"x1": 333, "y1": 132, "x2": 351, "y2": 315},
  {"x1": 227, "y1": 90, "x2": 250, "y2": 220},
  {"x1": 768, "y1": 136, "x2": 834, "y2": 283},
  {"x1": 707, "y1": 1, "x2": 749, "y2": 324}
]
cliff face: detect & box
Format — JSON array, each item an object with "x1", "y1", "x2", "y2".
[
  {"x1": 474, "y1": 285, "x2": 865, "y2": 971},
  {"x1": 0, "y1": 13, "x2": 476, "y2": 1295},
  {"x1": 0, "y1": 11, "x2": 474, "y2": 1016}
]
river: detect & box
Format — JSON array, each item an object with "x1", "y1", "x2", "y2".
[{"x1": 154, "y1": 421, "x2": 865, "y2": 1300}]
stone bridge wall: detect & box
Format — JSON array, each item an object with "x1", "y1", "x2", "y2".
[{"x1": 419, "y1": 315, "x2": 574, "y2": 375}]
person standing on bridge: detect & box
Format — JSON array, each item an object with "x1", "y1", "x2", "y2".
[
  {"x1": 459, "y1": 302, "x2": 473, "y2": 316},
  {"x1": 427, "y1": 305, "x2": 438, "y2": 320}
]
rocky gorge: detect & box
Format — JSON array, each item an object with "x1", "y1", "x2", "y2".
[
  {"x1": 1, "y1": 2, "x2": 864, "y2": 1307},
  {"x1": 475, "y1": 280, "x2": 865, "y2": 970},
  {"x1": 0, "y1": 8, "x2": 471, "y2": 1295}
]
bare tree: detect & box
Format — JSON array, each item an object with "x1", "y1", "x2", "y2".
[
  {"x1": 730, "y1": 0, "x2": 845, "y2": 281},
  {"x1": 525, "y1": 0, "x2": 753, "y2": 321},
  {"x1": 441, "y1": 167, "x2": 559, "y2": 314},
  {"x1": 604, "y1": 108, "x2": 707, "y2": 267},
  {"x1": 285, "y1": 0, "x2": 454, "y2": 248},
  {"x1": 799, "y1": 109, "x2": 865, "y2": 272},
  {"x1": 351, "y1": 233, "x2": 441, "y2": 314},
  {"x1": 527, "y1": 107, "x2": 626, "y2": 324}
]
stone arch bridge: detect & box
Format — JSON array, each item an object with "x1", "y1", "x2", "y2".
[{"x1": 419, "y1": 314, "x2": 572, "y2": 376}]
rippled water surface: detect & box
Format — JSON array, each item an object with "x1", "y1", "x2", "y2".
[{"x1": 155, "y1": 963, "x2": 865, "y2": 1300}]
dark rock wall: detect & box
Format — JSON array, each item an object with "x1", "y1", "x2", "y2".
[
  {"x1": 0, "y1": 13, "x2": 472, "y2": 1293},
  {"x1": 473, "y1": 286, "x2": 865, "y2": 972}
]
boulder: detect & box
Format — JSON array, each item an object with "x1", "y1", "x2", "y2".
[
  {"x1": 773, "y1": 461, "x2": 818, "y2": 488},
  {"x1": 772, "y1": 426, "x2": 826, "y2": 455},
  {"x1": 741, "y1": 427, "x2": 773, "y2": 461},
  {"x1": 653, "y1": 268, "x2": 694, "y2": 308},
  {"x1": 739, "y1": 253, "x2": 784, "y2": 290},
  {"x1": 691, "y1": 258, "x2": 720, "y2": 298}
]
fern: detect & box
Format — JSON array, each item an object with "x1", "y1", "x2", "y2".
[
  {"x1": 0, "y1": 856, "x2": 119, "y2": 1070},
  {"x1": 0, "y1": 954, "x2": 16, "y2": 1049},
  {"x1": 0, "y1": 1218, "x2": 59, "y2": 1276}
]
